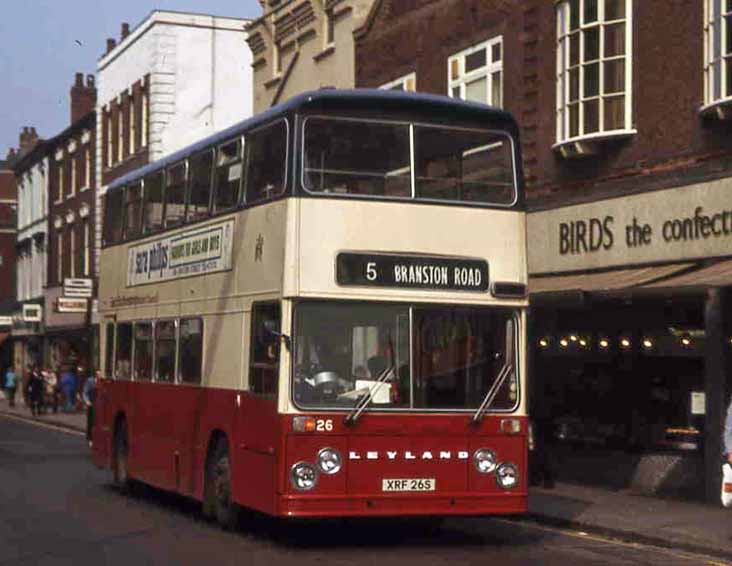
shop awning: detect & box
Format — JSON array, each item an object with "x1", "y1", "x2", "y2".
[
  {"x1": 529, "y1": 263, "x2": 695, "y2": 295},
  {"x1": 642, "y1": 258, "x2": 732, "y2": 289}
]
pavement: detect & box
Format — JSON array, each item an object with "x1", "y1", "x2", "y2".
[{"x1": 2, "y1": 397, "x2": 731, "y2": 561}]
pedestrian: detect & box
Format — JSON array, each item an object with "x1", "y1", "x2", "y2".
[
  {"x1": 60, "y1": 365, "x2": 77, "y2": 413},
  {"x1": 44, "y1": 369, "x2": 59, "y2": 413},
  {"x1": 26, "y1": 367, "x2": 44, "y2": 417},
  {"x1": 4, "y1": 366, "x2": 17, "y2": 407},
  {"x1": 83, "y1": 370, "x2": 98, "y2": 447},
  {"x1": 724, "y1": 395, "x2": 732, "y2": 467}
]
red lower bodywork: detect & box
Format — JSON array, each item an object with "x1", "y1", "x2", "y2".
[{"x1": 92, "y1": 379, "x2": 528, "y2": 518}]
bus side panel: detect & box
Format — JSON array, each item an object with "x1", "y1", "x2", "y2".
[
  {"x1": 193, "y1": 387, "x2": 238, "y2": 497},
  {"x1": 232, "y1": 393, "x2": 280, "y2": 515},
  {"x1": 91, "y1": 378, "x2": 112, "y2": 469},
  {"x1": 175, "y1": 384, "x2": 204, "y2": 497}
]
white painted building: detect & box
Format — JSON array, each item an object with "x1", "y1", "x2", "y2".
[
  {"x1": 15, "y1": 156, "x2": 48, "y2": 303},
  {"x1": 94, "y1": 10, "x2": 253, "y2": 278}
]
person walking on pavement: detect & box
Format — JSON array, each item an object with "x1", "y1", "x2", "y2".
[
  {"x1": 724, "y1": 395, "x2": 732, "y2": 466},
  {"x1": 83, "y1": 370, "x2": 97, "y2": 447},
  {"x1": 4, "y1": 366, "x2": 17, "y2": 407},
  {"x1": 26, "y1": 367, "x2": 44, "y2": 417},
  {"x1": 60, "y1": 365, "x2": 77, "y2": 413}
]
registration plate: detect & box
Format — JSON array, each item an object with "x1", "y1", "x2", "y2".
[{"x1": 382, "y1": 478, "x2": 436, "y2": 492}]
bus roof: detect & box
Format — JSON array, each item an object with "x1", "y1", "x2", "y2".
[{"x1": 106, "y1": 88, "x2": 520, "y2": 192}]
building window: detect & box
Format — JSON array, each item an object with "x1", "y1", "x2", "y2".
[
  {"x1": 380, "y1": 73, "x2": 417, "y2": 92},
  {"x1": 274, "y1": 42, "x2": 283, "y2": 76},
  {"x1": 57, "y1": 231, "x2": 63, "y2": 284},
  {"x1": 448, "y1": 37, "x2": 503, "y2": 107},
  {"x1": 704, "y1": 0, "x2": 732, "y2": 108},
  {"x1": 70, "y1": 155, "x2": 77, "y2": 197},
  {"x1": 324, "y1": 9, "x2": 335, "y2": 46},
  {"x1": 141, "y1": 90, "x2": 148, "y2": 148},
  {"x1": 106, "y1": 111, "x2": 113, "y2": 168},
  {"x1": 82, "y1": 220, "x2": 90, "y2": 277},
  {"x1": 84, "y1": 147, "x2": 91, "y2": 189},
  {"x1": 129, "y1": 95, "x2": 137, "y2": 155},
  {"x1": 69, "y1": 226, "x2": 75, "y2": 278},
  {"x1": 57, "y1": 164, "x2": 64, "y2": 202},
  {"x1": 556, "y1": 0, "x2": 632, "y2": 143},
  {"x1": 117, "y1": 104, "x2": 124, "y2": 162}
]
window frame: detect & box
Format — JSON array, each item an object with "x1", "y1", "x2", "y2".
[
  {"x1": 380, "y1": 72, "x2": 417, "y2": 92},
  {"x1": 243, "y1": 118, "x2": 290, "y2": 204},
  {"x1": 290, "y1": 300, "x2": 521, "y2": 414},
  {"x1": 163, "y1": 160, "x2": 189, "y2": 228},
  {"x1": 178, "y1": 317, "x2": 204, "y2": 386},
  {"x1": 447, "y1": 36, "x2": 503, "y2": 107},
  {"x1": 213, "y1": 136, "x2": 245, "y2": 212},
  {"x1": 249, "y1": 302, "x2": 281, "y2": 398},
  {"x1": 554, "y1": 0, "x2": 635, "y2": 147},
  {"x1": 300, "y1": 115, "x2": 519, "y2": 209},
  {"x1": 154, "y1": 319, "x2": 179, "y2": 383},
  {"x1": 703, "y1": 0, "x2": 732, "y2": 113}
]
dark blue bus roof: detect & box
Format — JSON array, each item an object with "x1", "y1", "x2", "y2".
[{"x1": 106, "y1": 88, "x2": 520, "y2": 192}]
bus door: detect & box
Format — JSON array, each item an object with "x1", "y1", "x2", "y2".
[{"x1": 234, "y1": 303, "x2": 281, "y2": 514}]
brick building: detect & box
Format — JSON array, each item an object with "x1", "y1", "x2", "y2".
[
  {"x1": 246, "y1": 0, "x2": 374, "y2": 113},
  {"x1": 44, "y1": 73, "x2": 97, "y2": 373},
  {"x1": 356, "y1": 0, "x2": 732, "y2": 503},
  {"x1": 0, "y1": 157, "x2": 18, "y2": 371}
]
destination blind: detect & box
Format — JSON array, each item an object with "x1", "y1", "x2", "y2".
[{"x1": 336, "y1": 253, "x2": 489, "y2": 292}]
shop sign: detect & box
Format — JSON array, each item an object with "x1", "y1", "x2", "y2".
[
  {"x1": 336, "y1": 253, "x2": 489, "y2": 292},
  {"x1": 0, "y1": 316, "x2": 12, "y2": 326},
  {"x1": 127, "y1": 220, "x2": 234, "y2": 287},
  {"x1": 57, "y1": 297, "x2": 88, "y2": 313},
  {"x1": 528, "y1": 177, "x2": 732, "y2": 274},
  {"x1": 64, "y1": 278, "x2": 93, "y2": 298},
  {"x1": 22, "y1": 304, "x2": 42, "y2": 322}
]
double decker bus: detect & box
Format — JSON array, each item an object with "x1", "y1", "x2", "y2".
[{"x1": 92, "y1": 89, "x2": 528, "y2": 527}]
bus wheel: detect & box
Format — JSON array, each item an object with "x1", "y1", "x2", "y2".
[
  {"x1": 210, "y1": 439, "x2": 240, "y2": 530},
  {"x1": 113, "y1": 420, "x2": 130, "y2": 492}
]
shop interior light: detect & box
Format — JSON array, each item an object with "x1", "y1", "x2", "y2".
[
  {"x1": 619, "y1": 337, "x2": 632, "y2": 349},
  {"x1": 680, "y1": 334, "x2": 692, "y2": 347},
  {"x1": 569, "y1": 334, "x2": 578, "y2": 342},
  {"x1": 559, "y1": 338, "x2": 569, "y2": 348},
  {"x1": 538, "y1": 337, "x2": 550, "y2": 349},
  {"x1": 642, "y1": 338, "x2": 654, "y2": 349},
  {"x1": 598, "y1": 338, "x2": 610, "y2": 349},
  {"x1": 578, "y1": 338, "x2": 588, "y2": 348}
]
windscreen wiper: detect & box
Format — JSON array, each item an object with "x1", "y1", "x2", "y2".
[
  {"x1": 344, "y1": 363, "x2": 395, "y2": 426},
  {"x1": 471, "y1": 363, "x2": 513, "y2": 424}
]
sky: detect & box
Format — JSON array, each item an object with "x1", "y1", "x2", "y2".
[{"x1": 0, "y1": 1, "x2": 262, "y2": 158}]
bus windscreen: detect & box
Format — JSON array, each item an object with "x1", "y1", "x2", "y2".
[
  {"x1": 303, "y1": 117, "x2": 516, "y2": 206},
  {"x1": 292, "y1": 302, "x2": 518, "y2": 412}
]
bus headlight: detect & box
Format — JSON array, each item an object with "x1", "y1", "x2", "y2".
[
  {"x1": 291, "y1": 462, "x2": 319, "y2": 491},
  {"x1": 317, "y1": 447, "x2": 342, "y2": 475},
  {"x1": 473, "y1": 449, "x2": 498, "y2": 474},
  {"x1": 496, "y1": 462, "x2": 519, "y2": 489}
]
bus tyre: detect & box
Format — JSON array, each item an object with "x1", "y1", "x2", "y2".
[
  {"x1": 209, "y1": 439, "x2": 240, "y2": 530},
  {"x1": 113, "y1": 420, "x2": 131, "y2": 493}
]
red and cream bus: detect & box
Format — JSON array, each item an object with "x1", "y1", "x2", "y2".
[{"x1": 92, "y1": 89, "x2": 528, "y2": 527}]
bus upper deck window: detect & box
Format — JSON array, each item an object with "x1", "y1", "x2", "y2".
[
  {"x1": 188, "y1": 150, "x2": 213, "y2": 222},
  {"x1": 164, "y1": 162, "x2": 187, "y2": 228},
  {"x1": 303, "y1": 118, "x2": 411, "y2": 198},
  {"x1": 124, "y1": 182, "x2": 143, "y2": 240},
  {"x1": 245, "y1": 121, "x2": 287, "y2": 204},
  {"x1": 414, "y1": 127, "x2": 515, "y2": 205},
  {"x1": 104, "y1": 189, "x2": 124, "y2": 245},
  {"x1": 143, "y1": 172, "x2": 164, "y2": 233},
  {"x1": 214, "y1": 139, "x2": 243, "y2": 211}
]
